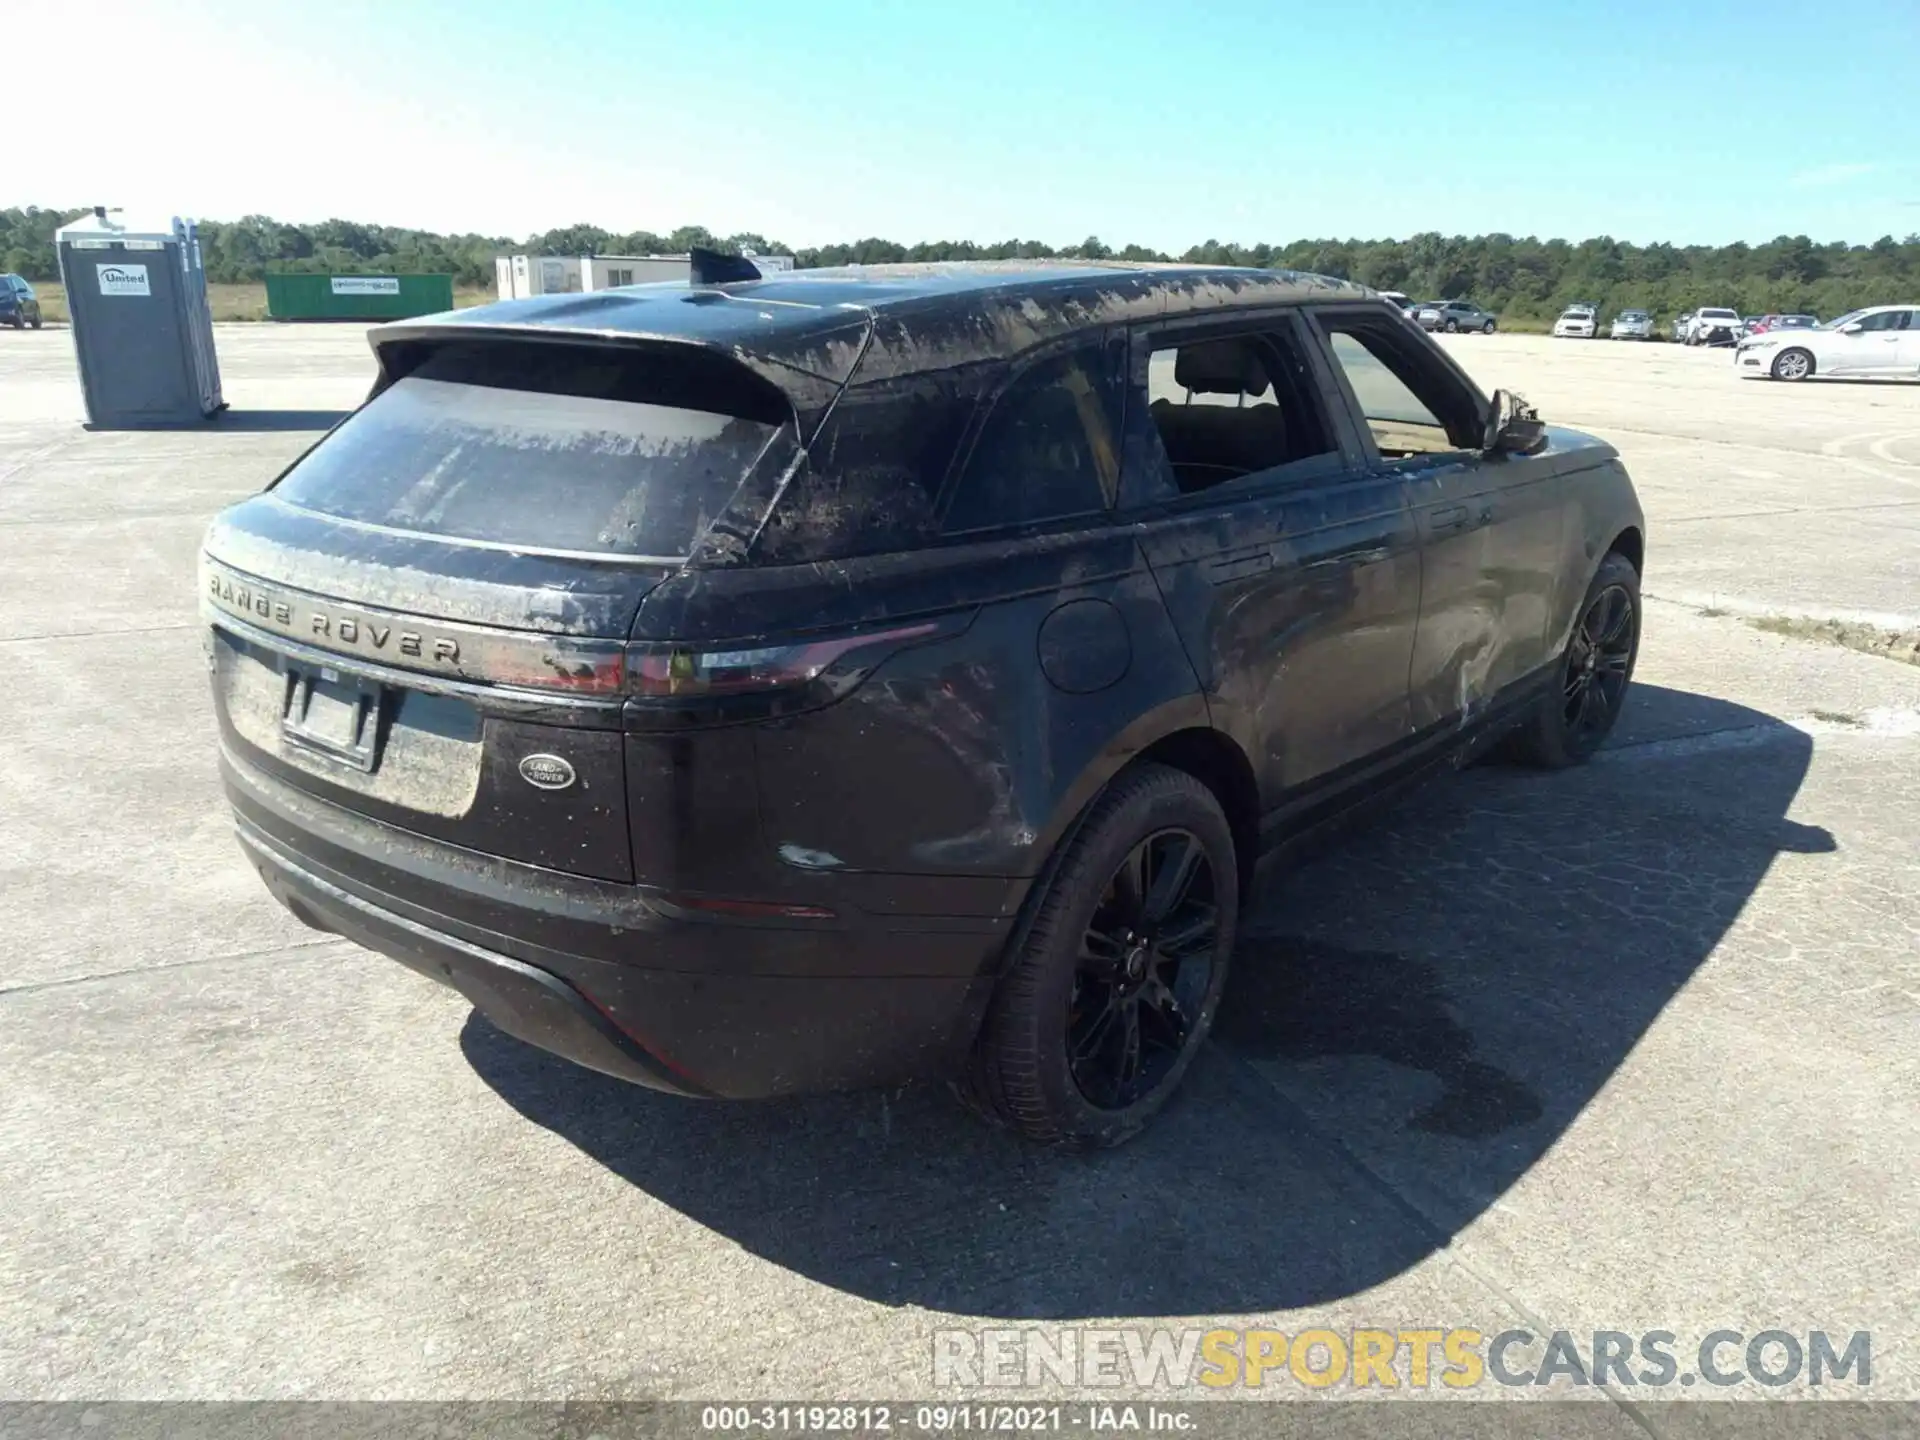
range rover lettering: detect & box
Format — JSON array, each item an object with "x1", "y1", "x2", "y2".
[{"x1": 202, "y1": 255, "x2": 1647, "y2": 1146}]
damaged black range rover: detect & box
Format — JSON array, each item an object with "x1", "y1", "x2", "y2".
[{"x1": 203, "y1": 254, "x2": 1645, "y2": 1146}]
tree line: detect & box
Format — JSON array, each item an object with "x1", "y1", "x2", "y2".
[{"x1": 5, "y1": 205, "x2": 1917, "y2": 322}]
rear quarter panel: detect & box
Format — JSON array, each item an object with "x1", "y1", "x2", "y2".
[{"x1": 630, "y1": 530, "x2": 1206, "y2": 901}]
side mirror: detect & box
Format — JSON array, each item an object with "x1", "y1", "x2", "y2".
[
  {"x1": 1484, "y1": 389, "x2": 1547, "y2": 456},
  {"x1": 1839, "y1": 322, "x2": 1864, "y2": 335}
]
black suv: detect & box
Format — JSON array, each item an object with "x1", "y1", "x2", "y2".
[
  {"x1": 202, "y1": 259, "x2": 1645, "y2": 1146},
  {"x1": 1, "y1": 274, "x2": 42, "y2": 329}
]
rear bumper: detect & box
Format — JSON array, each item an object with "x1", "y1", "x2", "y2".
[
  {"x1": 227, "y1": 749, "x2": 1008, "y2": 1099},
  {"x1": 244, "y1": 829, "x2": 705, "y2": 1094}
]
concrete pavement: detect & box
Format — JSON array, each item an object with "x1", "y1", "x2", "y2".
[{"x1": 0, "y1": 328, "x2": 1914, "y2": 1420}]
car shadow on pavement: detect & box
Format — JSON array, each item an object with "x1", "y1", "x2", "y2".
[
  {"x1": 462, "y1": 683, "x2": 1828, "y2": 1320},
  {"x1": 211, "y1": 409, "x2": 351, "y2": 432}
]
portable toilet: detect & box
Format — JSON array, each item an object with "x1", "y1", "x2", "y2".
[{"x1": 55, "y1": 207, "x2": 225, "y2": 428}]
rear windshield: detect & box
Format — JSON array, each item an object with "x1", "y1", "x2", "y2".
[{"x1": 271, "y1": 343, "x2": 790, "y2": 557}]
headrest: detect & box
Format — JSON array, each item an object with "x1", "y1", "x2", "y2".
[{"x1": 1173, "y1": 339, "x2": 1270, "y2": 398}]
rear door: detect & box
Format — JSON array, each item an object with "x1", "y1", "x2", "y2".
[
  {"x1": 1847, "y1": 308, "x2": 1914, "y2": 373},
  {"x1": 203, "y1": 337, "x2": 808, "y2": 881},
  {"x1": 1122, "y1": 309, "x2": 1422, "y2": 832},
  {"x1": 1893, "y1": 309, "x2": 1920, "y2": 372},
  {"x1": 1307, "y1": 304, "x2": 1566, "y2": 733}
]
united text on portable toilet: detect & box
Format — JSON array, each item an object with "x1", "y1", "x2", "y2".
[{"x1": 55, "y1": 207, "x2": 225, "y2": 428}]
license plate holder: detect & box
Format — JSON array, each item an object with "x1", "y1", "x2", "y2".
[{"x1": 281, "y1": 664, "x2": 383, "y2": 772}]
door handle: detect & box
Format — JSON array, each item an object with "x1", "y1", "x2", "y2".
[{"x1": 1430, "y1": 504, "x2": 1470, "y2": 535}]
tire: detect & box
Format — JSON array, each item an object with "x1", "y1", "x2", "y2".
[
  {"x1": 1771, "y1": 347, "x2": 1814, "y2": 381},
  {"x1": 1506, "y1": 552, "x2": 1641, "y2": 769},
  {"x1": 28, "y1": 316, "x2": 41, "y2": 330},
  {"x1": 1444, "y1": 319, "x2": 1459, "y2": 333},
  {"x1": 962, "y1": 763, "x2": 1238, "y2": 1147},
  {"x1": 1483, "y1": 320, "x2": 1496, "y2": 334}
]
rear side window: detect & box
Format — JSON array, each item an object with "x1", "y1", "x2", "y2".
[
  {"x1": 271, "y1": 342, "x2": 791, "y2": 557},
  {"x1": 755, "y1": 363, "x2": 986, "y2": 563},
  {"x1": 943, "y1": 345, "x2": 1119, "y2": 534}
]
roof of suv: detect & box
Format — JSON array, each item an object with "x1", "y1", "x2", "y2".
[{"x1": 374, "y1": 262, "x2": 1375, "y2": 405}]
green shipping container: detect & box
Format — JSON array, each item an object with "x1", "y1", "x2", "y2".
[{"x1": 264, "y1": 273, "x2": 455, "y2": 321}]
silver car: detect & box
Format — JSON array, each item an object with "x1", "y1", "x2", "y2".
[{"x1": 1610, "y1": 309, "x2": 1653, "y2": 340}]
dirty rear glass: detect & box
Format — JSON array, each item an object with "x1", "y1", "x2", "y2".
[{"x1": 271, "y1": 343, "x2": 790, "y2": 557}]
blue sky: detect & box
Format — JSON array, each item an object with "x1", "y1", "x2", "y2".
[{"x1": 21, "y1": 0, "x2": 1918, "y2": 247}]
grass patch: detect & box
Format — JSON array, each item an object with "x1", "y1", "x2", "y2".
[
  {"x1": 29, "y1": 281, "x2": 497, "y2": 325},
  {"x1": 1749, "y1": 614, "x2": 1920, "y2": 667}
]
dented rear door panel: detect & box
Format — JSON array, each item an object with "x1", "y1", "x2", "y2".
[{"x1": 1131, "y1": 474, "x2": 1421, "y2": 819}]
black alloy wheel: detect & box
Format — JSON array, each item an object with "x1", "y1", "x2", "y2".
[
  {"x1": 1506, "y1": 550, "x2": 1641, "y2": 768},
  {"x1": 1562, "y1": 582, "x2": 1635, "y2": 748},
  {"x1": 963, "y1": 763, "x2": 1238, "y2": 1147},
  {"x1": 1068, "y1": 829, "x2": 1219, "y2": 1110}
]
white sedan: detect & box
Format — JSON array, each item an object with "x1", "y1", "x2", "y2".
[{"x1": 1735, "y1": 305, "x2": 1920, "y2": 381}]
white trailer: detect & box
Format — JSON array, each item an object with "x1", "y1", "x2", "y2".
[{"x1": 495, "y1": 252, "x2": 797, "y2": 300}]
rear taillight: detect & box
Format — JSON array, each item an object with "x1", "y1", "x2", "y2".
[
  {"x1": 485, "y1": 644, "x2": 627, "y2": 695},
  {"x1": 623, "y1": 616, "x2": 968, "y2": 729},
  {"x1": 629, "y1": 623, "x2": 936, "y2": 697}
]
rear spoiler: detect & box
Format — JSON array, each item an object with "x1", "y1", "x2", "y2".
[{"x1": 366, "y1": 317, "x2": 867, "y2": 424}]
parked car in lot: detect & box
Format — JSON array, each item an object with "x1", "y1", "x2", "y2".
[
  {"x1": 1414, "y1": 299, "x2": 1498, "y2": 333},
  {"x1": 1740, "y1": 315, "x2": 1766, "y2": 338},
  {"x1": 1671, "y1": 312, "x2": 1694, "y2": 343},
  {"x1": 1610, "y1": 309, "x2": 1654, "y2": 340},
  {"x1": 0, "y1": 274, "x2": 43, "y2": 330},
  {"x1": 1553, "y1": 305, "x2": 1599, "y2": 338},
  {"x1": 1378, "y1": 290, "x2": 1411, "y2": 312},
  {"x1": 1737, "y1": 304, "x2": 1920, "y2": 381},
  {"x1": 1685, "y1": 308, "x2": 1742, "y2": 346},
  {"x1": 200, "y1": 257, "x2": 1646, "y2": 1146},
  {"x1": 1750, "y1": 313, "x2": 1818, "y2": 335}
]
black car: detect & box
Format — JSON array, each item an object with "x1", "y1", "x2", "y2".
[
  {"x1": 202, "y1": 256, "x2": 1645, "y2": 1146},
  {"x1": 1, "y1": 274, "x2": 43, "y2": 329}
]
